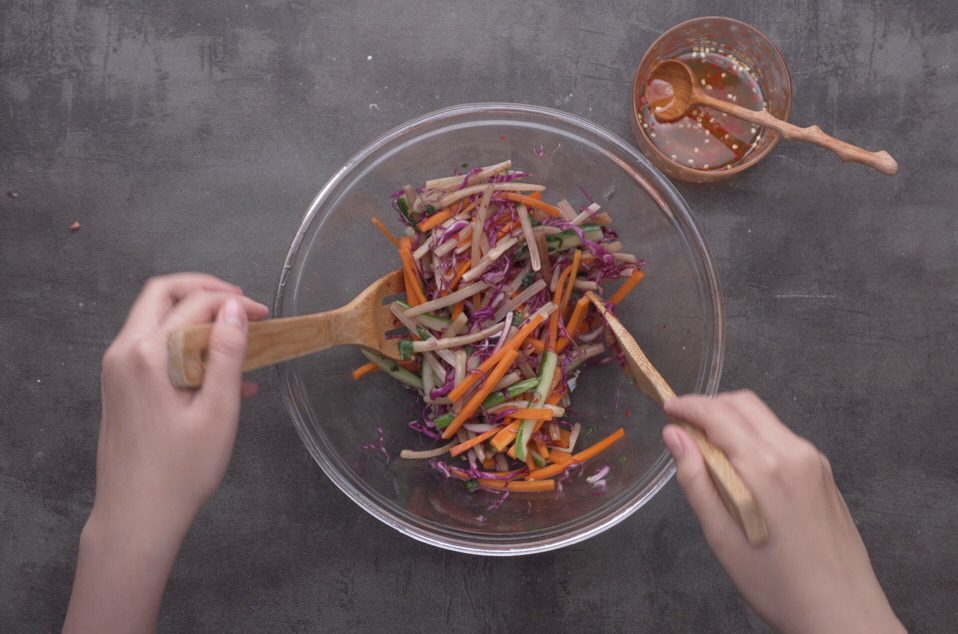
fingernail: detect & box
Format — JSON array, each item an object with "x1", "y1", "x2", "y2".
[
  {"x1": 663, "y1": 425, "x2": 684, "y2": 460},
  {"x1": 222, "y1": 298, "x2": 246, "y2": 328}
]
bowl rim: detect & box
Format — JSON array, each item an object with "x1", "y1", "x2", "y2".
[
  {"x1": 273, "y1": 102, "x2": 725, "y2": 555},
  {"x1": 631, "y1": 16, "x2": 795, "y2": 182}
]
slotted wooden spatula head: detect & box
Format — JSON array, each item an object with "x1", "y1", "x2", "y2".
[{"x1": 586, "y1": 291, "x2": 769, "y2": 546}]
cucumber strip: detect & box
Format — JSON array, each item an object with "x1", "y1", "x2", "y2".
[
  {"x1": 360, "y1": 349, "x2": 423, "y2": 390},
  {"x1": 515, "y1": 351, "x2": 557, "y2": 461}
]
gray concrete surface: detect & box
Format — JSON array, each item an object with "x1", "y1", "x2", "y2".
[{"x1": 2, "y1": 1, "x2": 956, "y2": 631}]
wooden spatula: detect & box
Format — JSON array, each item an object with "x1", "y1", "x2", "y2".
[
  {"x1": 168, "y1": 270, "x2": 405, "y2": 388},
  {"x1": 586, "y1": 292, "x2": 768, "y2": 545}
]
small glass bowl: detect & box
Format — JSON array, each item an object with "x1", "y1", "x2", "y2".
[
  {"x1": 274, "y1": 103, "x2": 724, "y2": 555},
  {"x1": 632, "y1": 17, "x2": 793, "y2": 183}
]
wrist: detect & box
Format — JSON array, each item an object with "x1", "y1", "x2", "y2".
[{"x1": 83, "y1": 499, "x2": 194, "y2": 563}]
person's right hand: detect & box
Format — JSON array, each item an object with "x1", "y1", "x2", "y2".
[{"x1": 663, "y1": 391, "x2": 904, "y2": 634}]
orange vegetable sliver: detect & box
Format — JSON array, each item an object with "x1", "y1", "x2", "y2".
[
  {"x1": 561, "y1": 249, "x2": 582, "y2": 316},
  {"x1": 526, "y1": 428, "x2": 625, "y2": 480},
  {"x1": 556, "y1": 295, "x2": 591, "y2": 353},
  {"x1": 417, "y1": 208, "x2": 453, "y2": 233},
  {"x1": 608, "y1": 270, "x2": 646, "y2": 306},
  {"x1": 509, "y1": 408, "x2": 554, "y2": 420},
  {"x1": 501, "y1": 192, "x2": 562, "y2": 217},
  {"x1": 451, "y1": 301, "x2": 465, "y2": 320},
  {"x1": 370, "y1": 217, "x2": 400, "y2": 248},
  {"x1": 549, "y1": 265, "x2": 573, "y2": 348},
  {"x1": 442, "y1": 350, "x2": 519, "y2": 439},
  {"x1": 478, "y1": 478, "x2": 555, "y2": 493},
  {"x1": 449, "y1": 259, "x2": 471, "y2": 291},
  {"x1": 448, "y1": 314, "x2": 546, "y2": 402},
  {"x1": 526, "y1": 338, "x2": 546, "y2": 354},
  {"x1": 450, "y1": 422, "x2": 512, "y2": 457},
  {"x1": 351, "y1": 362, "x2": 379, "y2": 381},
  {"x1": 491, "y1": 423, "x2": 520, "y2": 453}
]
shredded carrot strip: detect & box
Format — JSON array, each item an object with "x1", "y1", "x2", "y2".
[
  {"x1": 450, "y1": 422, "x2": 512, "y2": 457},
  {"x1": 449, "y1": 259, "x2": 471, "y2": 291},
  {"x1": 526, "y1": 452, "x2": 537, "y2": 472},
  {"x1": 451, "y1": 301, "x2": 465, "y2": 320},
  {"x1": 556, "y1": 295, "x2": 591, "y2": 353},
  {"x1": 561, "y1": 249, "x2": 582, "y2": 316},
  {"x1": 608, "y1": 270, "x2": 646, "y2": 306},
  {"x1": 417, "y1": 208, "x2": 453, "y2": 233},
  {"x1": 492, "y1": 423, "x2": 520, "y2": 453},
  {"x1": 526, "y1": 338, "x2": 546, "y2": 354},
  {"x1": 482, "y1": 457, "x2": 496, "y2": 470},
  {"x1": 501, "y1": 192, "x2": 562, "y2": 217},
  {"x1": 351, "y1": 362, "x2": 379, "y2": 381},
  {"x1": 399, "y1": 237, "x2": 428, "y2": 305},
  {"x1": 528, "y1": 191, "x2": 543, "y2": 200},
  {"x1": 442, "y1": 350, "x2": 519, "y2": 439},
  {"x1": 549, "y1": 265, "x2": 573, "y2": 348},
  {"x1": 371, "y1": 217, "x2": 400, "y2": 248},
  {"x1": 448, "y1": 314, "x2": 546, "y2": 402},
  {"x1": 526, "y1": 428, "x2": 625, "y2": 480},
  {"x1": 509, "y1": 408, "x2": 554, "y2": 420},
  {"x1": 479, "y1": 478, "x2": 555, "y2": 493},
  {"x1": 497, "y1": 222, "x2": 515, "y2": 239},
  {"x1": 534, "y1": 439, "x2": 550, "y2": 460}
]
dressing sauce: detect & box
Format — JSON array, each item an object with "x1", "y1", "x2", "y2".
[{"x1": 639, "y1": 47, "x2": 767, "y2": 171}]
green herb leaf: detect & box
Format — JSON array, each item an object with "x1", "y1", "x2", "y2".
[
  {"x1": 399, "y1": 339, "x2": 415, "y2": 360},
  {"x1": 465, "y1": 479, "x2": 480, "y2": 491}
]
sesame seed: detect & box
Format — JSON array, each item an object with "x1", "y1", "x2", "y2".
[
  {"x1": 693, "y1": 147, "x2": 699, "y2": 153},
  {"x1": 650, "y1": 132, "x2": 656, "y2": 138},
  {"x1": 726, "y1": 93, "x2": 733, "y2": 99},
  {"x1": 703, "y1": 163, "x2": 710, "y2": 169},
  {"x1": 687, "y1": 159, "x2": 694, "y2": 165},
  {"x1": 721, "y1": 72, "x2": 727, "y2": 78},
  {"x1": 706, "y1": 84, "x2": 713, "y2": 90},
  {"x1": 670, "y1": 154, "x2": 677, "y2": 160},
  {"x1": 732, "y1": 144, "x2": 739, "y2": 150}
]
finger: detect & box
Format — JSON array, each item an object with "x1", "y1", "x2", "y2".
[
  {"x1": 722, "y1": 390, "x2": 798, "y2": 451},
  {"x1": 664, "y1": 424, "x2": 743, "y2": 551},
  {"x1": 664, "y1": 394, "x2": 761, "y2": 462},
  {"x1": 241, "y1": 381, "x2": 260, "y2": 400},
  {"x1": 124, "y1": 273, "x2": 242, "y2": 336},
  {"x1": 199, "y1": 298, "x2": 248, "y2": 413},
  {"x1": 161, "y1": 290, "x2": 269, "y2": 334}
]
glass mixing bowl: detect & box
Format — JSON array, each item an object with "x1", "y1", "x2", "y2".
[{"x1": 274, "y1": 103, "x2": 724, "y2": 555}]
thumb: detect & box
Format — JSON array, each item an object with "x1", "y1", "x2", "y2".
[
  {"x1": 663, "y1": 424, "x2": 739, "y2": 549},
  {"x1": 201, "y1": 298, "x2": 248, "y2": 408}
]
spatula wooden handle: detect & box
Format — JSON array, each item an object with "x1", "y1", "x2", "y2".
[
  {"x1": 676, "y1": 421, "x2": 769, "y2": 545},
  {"x1": 697, "y1": 93, "x2": 899, "y2": 175},
  {"x1": 168, "y1": 311, "x2": 349, "y2": 388}
]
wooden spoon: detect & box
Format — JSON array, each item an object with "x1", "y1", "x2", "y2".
[
  {"x1": 586, "y1": 291, "x2": 769, "y2": 545},
  {"x1": 649, "y1": 59, "x2": 898, "y2": 176},
  {"x1": 168, "y1": 270, "x2": 405, "y2": 388}
]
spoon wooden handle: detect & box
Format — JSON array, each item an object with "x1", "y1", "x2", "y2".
[
  {"x1": 168, "y1": 311, "x2": 352, "y2": 388},
  {"x1": 696, "y1": 93, "x2": 899, "y2": 175},
  {"x1": 675, "y1": 421, "x2": 768, "y2": 545}
]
